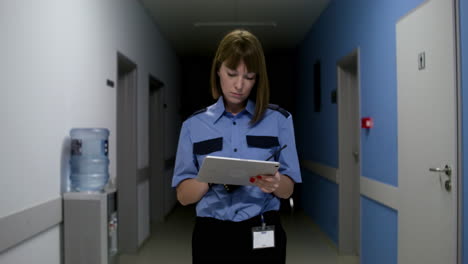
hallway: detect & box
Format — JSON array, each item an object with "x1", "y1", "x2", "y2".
[
  {"x1": 2, "y1": 1, "x2": 467, "y2": 264},
  {"x1": 119, "y1": 204, "x2": 359, "y2": 264}
]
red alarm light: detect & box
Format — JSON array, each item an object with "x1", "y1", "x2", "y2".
[{"x1": 361, "y1": 117, "x2": 373, "y2": 129}]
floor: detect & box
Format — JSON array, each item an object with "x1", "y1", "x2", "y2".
[{"x1": 119, "y1": 204, "x2": 360, "y2": 264}]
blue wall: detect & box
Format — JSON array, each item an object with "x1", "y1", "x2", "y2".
[
  {"x1": 301, "y1": 170, "x2": 338, "y2": 244},
  {"x1": 461, "y1": 0, "x2": 468, "y2": 263},
  {"x1": 296, "y1": 0, "x2": 423, "y2": 261},
  {"x1": 297, "y1": 0, "x2": 422, "y2": 186},
  {"x1": 361, "y1": 196, "x2": 398, "y2": 264}
]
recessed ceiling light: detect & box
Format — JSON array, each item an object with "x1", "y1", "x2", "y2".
[{"x1": 193, "y1": 21, "x2": 277, "y2": 27}]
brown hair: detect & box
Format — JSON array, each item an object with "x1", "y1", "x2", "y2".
[{"x1": 210, "y1": 29, "x2": 269, "y2": 124}]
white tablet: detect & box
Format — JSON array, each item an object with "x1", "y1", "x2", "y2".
[{"x1": 197, "y1": 156, "x2": 280, "y2": 186}]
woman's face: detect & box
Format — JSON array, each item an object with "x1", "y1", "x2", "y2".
[{"x1": 218, "y1": 60, "x2": 257, "y2": 114}]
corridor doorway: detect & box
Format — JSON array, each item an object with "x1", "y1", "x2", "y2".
[
  {"x1": 117, "y1": 52, "x2": 139, "y2": 253},
  {"x1": 337, "y1": 49, "x2": 361, "y2": 256},
  {"x1": 148, "y1": 75, "x2": 165, "y2": 223}
]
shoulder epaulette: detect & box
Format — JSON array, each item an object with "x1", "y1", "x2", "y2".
[
  {"x1": 188, "y1": 108, "x2": 207, "y2": 119},
  {"x1": 268, "y1": 104, "x2": 290, "y2": 118}
]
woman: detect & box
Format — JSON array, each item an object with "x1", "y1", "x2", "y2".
[{"x1": 172, "y1": 29, "x2": 301, "y2": 264}]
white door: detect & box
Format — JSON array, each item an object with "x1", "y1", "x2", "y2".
[{"x1": 397, "y1": 0, "x2": 457, "y2": 263}]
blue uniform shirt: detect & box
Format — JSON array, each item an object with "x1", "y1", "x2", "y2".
[{"x1": 172, "y1": 97, "x2": 301, "y2": 222}]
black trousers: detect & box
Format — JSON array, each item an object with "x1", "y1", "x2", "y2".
[{"x1": 192, "y1": 211, "x2": 287, "y2": 264}]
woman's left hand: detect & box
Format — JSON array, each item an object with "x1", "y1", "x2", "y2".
[{"x1": 250, "y1": 171, "x2": 281, "y2": 193}]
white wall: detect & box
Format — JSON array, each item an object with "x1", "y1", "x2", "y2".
[
  {"x1": 0, "y1": 0, "x2": 180, "y2": 262},
  {"x1": 0, "y1": 227, "x2": 61, "y2": 264}
]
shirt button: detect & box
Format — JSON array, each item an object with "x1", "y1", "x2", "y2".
[
  {"x1": 234, "y1": 148, "x2": 238, "y2": 152},
  {"x1": 233, "y1": 121, "x2": 236, "y2": 125}
]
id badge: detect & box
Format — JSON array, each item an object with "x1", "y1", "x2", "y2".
[{"x1": 252, "y1": 225, "x2": 275, "y2": 249}]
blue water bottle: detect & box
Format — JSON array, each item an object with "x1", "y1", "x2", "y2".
[{"x1": 69, "y1": 128, "x2": 110, "y2": 192}]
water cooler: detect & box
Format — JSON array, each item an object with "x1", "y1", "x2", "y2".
[
  {"x1": 69, "y1": 128, "x2": 110, "y2": 192},
  {"x1": 63, "y1": 128, "x2": 118, "y2": 264},
  {"x1": 63, "y1": 190, "x2": 118, "y2": 264}
]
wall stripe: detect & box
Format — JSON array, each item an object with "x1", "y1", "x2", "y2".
[
  {"x1": 360, "y1": 176, "x2": 399, "y2": 210},
  {"x1": 301, "y1": 159, "x2": 399, "y2": 210},
  {"x1": 0, "y1": 198, "x2": 62, "y2": 253},
  {"x1": 301, "y1": 160, "x2": 339, "y2": 184}
]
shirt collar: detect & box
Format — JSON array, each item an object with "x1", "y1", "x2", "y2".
[
  {"x1": 209, "y1": 97, "x2": 226, "y2": 123},
  {"x1": 245, "y1": 99, "x2": 256, "y2": 116},
  {"x1": 208, "y1": 96, "x2": 255, "y2": 124}
]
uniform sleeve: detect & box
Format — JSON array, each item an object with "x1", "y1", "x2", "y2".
[
  {"x1": 172, "y1": 121, "x2": 199, "y2": 188},
  {"x1": 277, "y1": 115, "x2": 302, "y2": 183}
]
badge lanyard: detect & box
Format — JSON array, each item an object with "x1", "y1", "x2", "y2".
[{"x1": 252, "y1": 214, "x2": 275, "y2": 249}]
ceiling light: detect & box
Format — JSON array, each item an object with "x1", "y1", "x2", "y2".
[{"x1": 193, "y1": 22, "x2": 277, "y2": 27}]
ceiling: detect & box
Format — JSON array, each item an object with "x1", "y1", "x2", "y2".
[{"x1": 139, "y1": 0, "x2": 331, "y2": 56}]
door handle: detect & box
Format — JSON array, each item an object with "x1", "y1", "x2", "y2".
[
  {"x1": 429, "y1": 165, "x2": 452, "y2": 192},
  {"x1": 352, "y1": 151, "x2": 359, "y2": 161},
  {"x1": 429, "y1": 165, "x2": 451, "y2": 177}
]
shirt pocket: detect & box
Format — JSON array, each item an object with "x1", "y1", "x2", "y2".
[
  {"x1": 246, "y1": 135, "x2": 280, "y2": 160},
  {"x1": 246, "y1": 135, "x2": 280, "y2": 149},
  {"x1": 193, "y1": 137, "x2": 223, "y2": 155}
]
